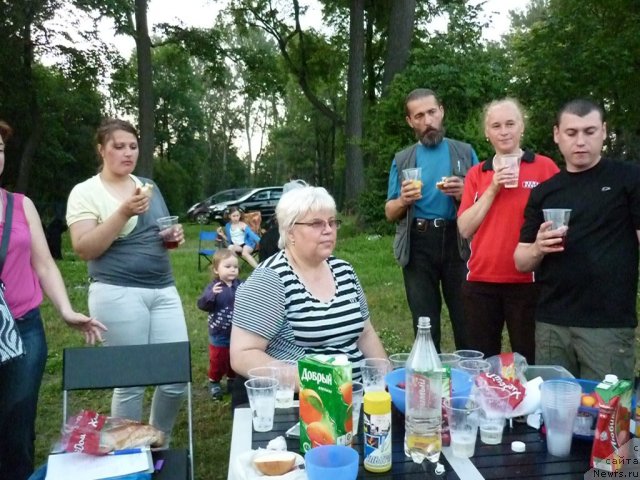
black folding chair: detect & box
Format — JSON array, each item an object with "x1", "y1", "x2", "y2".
[{"x1": 62, "y1": 342, "x2": 194, "y2": 480}]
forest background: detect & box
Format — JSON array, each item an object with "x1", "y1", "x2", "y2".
[{"x1": 2, "y1": 0, "x2": 639, "y2": 231}]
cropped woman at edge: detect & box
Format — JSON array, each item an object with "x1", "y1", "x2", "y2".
[
  {"x1": 230, "y1": 185, "x2": 387, "y2": 407},
  {"x1": 0, "y1": 120, "x2": 106, "y2": 480},
  {"x1": 457, "y1": 98, "x2": 559, "y2": 363},
  {"x1": 66, "y1": 118, "x2": 188, "y2": 444}
]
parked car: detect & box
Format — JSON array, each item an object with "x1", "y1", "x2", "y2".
[
  {"x1": 187, "y1": 188, "x2": 251, "y2": 224},
  {"x1": 208, "y1": 186, "x2": 284, "y2": 226}
]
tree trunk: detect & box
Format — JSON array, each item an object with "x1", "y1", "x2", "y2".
[
  {"x1": 344, "y1": 0, "x2": 365, "y2": 209},
  {"x1": 381, "y1": 0, "x2": 416, "y2": 93},
  {"x1": 243, "y1": 100, "x2": 253, "y2": 181},
  {"x1": 365, "y1": 8, "x2": 376, "y2": 105},
  {"x1": 134, "y1": 0, "x2": 154, "y2": 178},
  {"x1": 15, "y1": 4, "x2": 40, "y2": 193}
]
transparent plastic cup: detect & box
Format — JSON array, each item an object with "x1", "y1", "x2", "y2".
[
  {"x1": 454, "y1": 350, "x2": 484, "y2": 360},
  {"x1": 540, "y1": 379, "x2": 582, "y2": 457},
  {"x1": 475, "y1": 386, "x2": 511, "y2": 445},
  {"x1": 494, "y1": 154, "x2": 520, "y2": 188},
  {"x1": 543, "y1": 209, "x2": 571, "y2": 248},
  {"x1": 439, "y1": 353, "x2": 461, "y2": 368},
  {"x1": 267, "y1": 360, "x2": 297, "y2": 409},
  {"x1": 352, "y1": 381, "x2": 364, "y2": 435},
  {"x1": 444, "y1": 396, "x2": 480, "y2": 458},
  {"x1": 402, "y1": 168, "x2": 423, "y2": 190},
  {"x1": 389, "y1": 353, "x2": 410, "y2": 370},
  {"x1": 244, "y1": 377, "x2": 278, "y2": 432},
  {"x1": 362, "y1": 358, "x2": 391, "y2": 393},
  {"x1": 156, "y1": 215, "x2": 180, "y2": 249}
]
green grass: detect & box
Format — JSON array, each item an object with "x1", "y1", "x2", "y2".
[{"x1": 33, "y1": 220, "x2": 639, "y2": 479}]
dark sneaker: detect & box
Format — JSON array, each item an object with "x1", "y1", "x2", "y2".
[{"x1": 210, "y1": 382, "x2": 223, "y2": 400}]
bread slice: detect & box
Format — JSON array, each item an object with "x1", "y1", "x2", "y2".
[
  {"x1": 253, "y1": 451, "x2": 297, "y2": 476},
  {"x1": 140, "y1": 183, "x2": 154, "y2": 197}
]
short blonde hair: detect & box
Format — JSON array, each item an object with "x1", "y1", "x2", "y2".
[
  {"x1": 482, "y1": 97, "x2": 526, "y2": 129},
  {"x1": 276, "y1": 186, "x2": 336, "y2": 249}
]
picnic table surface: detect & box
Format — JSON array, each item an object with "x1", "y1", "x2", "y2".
[{"x1": 228, "y1": 403, "x2": 594, "y2": 479}]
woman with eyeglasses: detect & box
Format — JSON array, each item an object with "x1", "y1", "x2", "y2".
[{"x1": 229, "y1": 185, "x2": 387, "y2": 407}]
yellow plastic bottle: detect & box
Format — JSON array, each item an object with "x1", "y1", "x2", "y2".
[{"x1": 363, "y1": 391, "x2": 392, "y2": 473}]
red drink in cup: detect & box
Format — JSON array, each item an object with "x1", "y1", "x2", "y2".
[
  {"x1": 157, "y1": 215, "x2": 180, "y2": 249},
  {"x1": 163, "y1": 239, "x2": 179, "y2": 249},
  {"x1": 543, "y1": 209, "x2": 571, "y2": 249}
]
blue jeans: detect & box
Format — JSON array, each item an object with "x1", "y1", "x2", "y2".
[{"x1": 0, "y1": 308, "x2": 47, "y2": 480}]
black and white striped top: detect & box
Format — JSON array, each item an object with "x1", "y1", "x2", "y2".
[{"x1": 232, "y1": 250, "x2": 368, "y2": 380}]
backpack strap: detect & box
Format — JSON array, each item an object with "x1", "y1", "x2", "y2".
[{"x1": 0, "y1": 192, "x2": 14, "y2": 277}]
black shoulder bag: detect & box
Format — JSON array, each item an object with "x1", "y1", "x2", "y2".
[{"x1": 0, "y1": 193, "x2": 25, "y2": 364}]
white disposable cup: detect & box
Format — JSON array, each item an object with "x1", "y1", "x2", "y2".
[
  {"x1": 245, "y1": 377, "x2": 279, "y2": 432},
  {"x1": 475, "y1": 386, "x2": 511, "y2": 445},
  {"x1": 352, "y1": 381, "x2": 364, "y2": 435},
  {"x1": 540, "y1": 380, "x2": 581, "y2": 457},
  {"x1": 494, "y1": 154, "x2": 520, "y2": 188},
  {"x1": 361, "y1": 358, "x2": 391, "y2": 393},
  {"x1": 444, "y1": 396, "x2": 481, "y2": 458},
  {"x1": 267, "y1": 360, "x2": 297, "y2": 409}
]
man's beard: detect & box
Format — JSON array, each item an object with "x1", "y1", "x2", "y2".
[{"x1": 418, "y1": 126, "x2": 445, "y2": 147}]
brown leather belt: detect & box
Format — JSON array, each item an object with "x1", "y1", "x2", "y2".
[{"x1": 413, "y1": 218, "x2": 454, "y2": 232}]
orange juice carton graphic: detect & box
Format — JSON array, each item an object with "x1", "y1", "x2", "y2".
[
  {"x1": 590, "y1": 374, "x2": 632, "y2": 471},
  {"x1": 298, "y1": 354, "x2": 352, "y2": 453}
]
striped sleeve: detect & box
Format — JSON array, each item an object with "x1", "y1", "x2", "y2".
[
  {"x1": 352, "y1": 269, "x2": 370, "y2": 321},
  {"x1": 232, "y1": 267, "x2": 286, "y2": 340}
]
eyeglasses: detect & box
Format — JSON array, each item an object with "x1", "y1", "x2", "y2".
[{"x1": 294, "y1": 219, "x2": 342, "y2": 231}]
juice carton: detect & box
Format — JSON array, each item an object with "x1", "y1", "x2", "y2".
[
  {"x1": 591, "y1": 375, "x2": 633, "y2": 471},
  {"x1": 298, "y1": 354, "x2": 352, "y2": 453}
]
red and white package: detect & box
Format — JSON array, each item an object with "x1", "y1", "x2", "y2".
[
  {"x1": 60, "y1": 410, "x2": 164, "y2": 455},
  {"x1": 476, "y1": 372, "x2": 526, "y2": 411}
]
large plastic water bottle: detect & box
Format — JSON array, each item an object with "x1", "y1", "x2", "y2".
[{"x1": 404, "y1": 317, "x2": 443, "y2": 464}]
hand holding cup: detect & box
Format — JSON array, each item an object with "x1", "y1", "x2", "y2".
[
  {"x1": 401, "y1": 168, "x2": 423, "y2": 205},
  {"x1": 541, "y1": 209, "x2": 571, "y2": 250},
  {"x1": 438, "y1": 176, "x2": 464, "y2": 197},
  {"x1": 157, "y1": 215, "x2": 181, "y2": 249},
  {"x1": 493, "y1": 154, "x2": 520, "y2": 189}
]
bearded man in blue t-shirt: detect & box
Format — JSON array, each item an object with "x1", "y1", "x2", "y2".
[{"x1": 385, "y1": 88, "x2": 479, "y2": 350}]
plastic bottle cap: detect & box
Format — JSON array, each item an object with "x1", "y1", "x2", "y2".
[
  {"x1": 511, "y1": 441, "x2": 526, "y2": 453},
  {"x1": 604, "y1": 374, "x2": 618, "y2": 383},
  {"x1": 363, "y1": 391, "x2": 391, "y2": 415}
]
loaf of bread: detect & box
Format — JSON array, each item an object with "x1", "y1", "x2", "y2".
[
  {"x1": 139, "y1": 183, "x2": 154, "y2": 197},
  {"x1": 253, "y1": 451, "x2": 297, "y2": 476},
  {"x1": 99, "y1": 423, "x2": 165, "y2": 453}
]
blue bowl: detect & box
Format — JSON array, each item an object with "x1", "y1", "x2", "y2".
[
  {"x1": 385, "y1": 367, "x2": 472, "y2": 415},
  {"x1": 305, "y1": 445, "x2": 359, "y2": 480}
]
